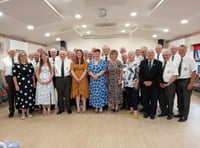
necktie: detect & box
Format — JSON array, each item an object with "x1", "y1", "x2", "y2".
[
  {"x1": 61, "y1": 60, "x2": 64, "y2": 77},
  {"x1": 148, "y1": 60, "x2": 151, "y2": 70},
  {"x1": 178, "y1": 58, "x2": 183, "y2": 76},
  {"x1": 11, "y1": 58, "x2": 14, "y2": 65},
  {"x1": 53, "y1": 58, "x2": 55, "y2": 65},
  {"x1": 162, "y1": 61, "x2": 166, "y2": 71},
  {"x1": 105, "y1": 56, "x2": 108, "y2": 62},
  {"x1": 171, "y1": 55, "x2": 174, "y2": 61}
]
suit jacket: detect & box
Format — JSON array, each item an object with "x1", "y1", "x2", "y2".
[{"x1": 139, "y1": 59, "x2": 162, "y2": 87}]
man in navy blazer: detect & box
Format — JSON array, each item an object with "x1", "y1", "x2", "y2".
[{"x1": 139, "y1": 49, "x2": 162, "y2": 119}]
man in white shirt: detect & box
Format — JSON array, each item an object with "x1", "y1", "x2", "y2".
[
  {"x1": 0, "y1": 49, "x2": 17, "y2": 117},
  {"x1": 118, "y1": 47, "x2": 127, "y2": 62},
  {"x1": 159, "y1": 50, "x2": 178, "y2": 119},
  {"x1": 101, "y1": 45, "x2": 110, "y2": 63},
  {"x1": 170, "y1": 45, "x2": 181, "y2": 64},
  {"x1": 175, "y1": 45, "x2": 196, "y2": 122},
  {"x1": 55, "y1": 50, "x2": 72, "y2": 114},
  {"x1": 155, "y1": 44, "x2": 164, "y2": 62}
]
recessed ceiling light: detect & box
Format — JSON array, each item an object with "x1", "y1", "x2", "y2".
[
  {"x1": 82, "y1": 24, "x2": 87, "y2": 28},
  {"x1": 163, "y1": 29, "x2": 169, "y2": 32},
  {"x1": 130, "y1": 12, "x2": 137, "y2": 17},
  {"x1": 27, "y1": 25, "x2": 34, "y2": 30},
  {"x1": 86, "y1": 31, "x2": 91, "y2": 34},
  {"x1": 0, "y1": 11, "x2": 3, "y2": 16},
  {"x1": 181, "y1": 19, "x2": 188, "y2": 24},
  {"x1": 45, "y1": 33, "x2": 50, "y2": 37},
  {"x1": 75, "y1": 14, "x2": 82, "y2": 19},
  {"x1": 121, "y1": 29, "x2": 126, "y2": 33},
  {"x1": 56, "y1": 38, "x2": 61, "y2": 41},
  {"x1": 152, "y1": 34, "x2": 157, "y2": 38},
  {"x1": 125, "y1": 23, "x2": 130, "y2": 27}
]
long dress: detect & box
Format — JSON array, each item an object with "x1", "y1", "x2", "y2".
[
  {"x1": 35, "y1": 66, "x2": 56, "y2": 105},
  {"x1": 88, "y1": 59, "x2": 108, "y2": 107},
  {"x1": 70, "y1": 61, "x2": 89, "y2": 98},
  {"x1": 12, "y1": 63, "x2": 35, "y2": 110},
  {"x1": 107, "y1": 60, "x2": 123, "y2": 104}
]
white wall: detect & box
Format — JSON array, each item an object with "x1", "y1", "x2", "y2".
[{"x1": 47, "y1": 37, "x2": 157, "y2": 51}]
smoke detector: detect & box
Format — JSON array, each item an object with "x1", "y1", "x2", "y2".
[{"x1": 96, "y1": 8, "x2": 107, "y2": 18}]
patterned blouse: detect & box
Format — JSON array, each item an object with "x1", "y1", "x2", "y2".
[{"x1": 123, "y1": 61, "x2": 140, "y2": 88}]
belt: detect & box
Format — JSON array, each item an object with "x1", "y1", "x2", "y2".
[
  {"x1": 56, "y1": 75, "x2": 71, "y2": 78},
  {"x1": 5, "y1": 75, "x2": 13, "y2": 77}
]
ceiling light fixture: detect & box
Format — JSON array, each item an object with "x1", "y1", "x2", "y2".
[
  {"x1": 0, "y1": 11, "x2": 3, "y2": 16},
  {"x1": 82, "y1": 24, "x2": 87, "y2": 28},
  {"x1": 45, "y1": 33, "x2": 50, "y2": 37},
  {"x1": 27, "y1": 25, "x2": 34, "y2": 30},
  {"x1": 56, "y1": 38, "x2": 61, "y2": 41},
  {"x1": 181, "y1": 19, "x2": 188, "y2": 24},
  {"x1": 130, "y1": 12, "x2": 137, "y2": 17},
  {"x1": 152, "y1": 34, "x2": 157, "y2": 38},
  {"x1": 163, "y1": 29, "x2": 169, "y2": 32},
  {"x1": 125, "y1": 23, "x2": 130, "y2": 27},
  {"x1": 121, "y1": 29, "x2": 126, "y2": 33},
  {"x1": 75, "y1": 14, "x2": 82, "y2": 19},
  {"x1": 86, "y1": 31, "x2": 91, "y2": 34}
]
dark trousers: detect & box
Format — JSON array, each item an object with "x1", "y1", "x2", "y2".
[
  {"x1": 176, "y1": 78, "x2": 192, "y2": 118},
  {"x1": 141, "y1": 86, "x2": 159, "y2": 116},
  {"x1": 159, "y1": 82, "x2": 176, "y2": 115},
  {"x1": 5, "y1": 76, "x2": 16, "y2": 113},
  {"x1": 56, "y1": 76, "x2": 72, "y2": 111},
  {"x1": 125, "y1": 87, "x2": 139, "y2": 110}
]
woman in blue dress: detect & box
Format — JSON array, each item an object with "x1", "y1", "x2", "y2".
[{"x1": 88, "y1": 49, "x2": 108, "y2": 113}]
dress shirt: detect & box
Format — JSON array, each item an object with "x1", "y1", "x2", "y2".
[
  {"x1": 177, "y1": 55, "x2": 196, "y2": 79},
  {"x1": 49, "y1": 56, "x2": 58, "y2": 68},
  {"x1": 170, "y1": 54, "x2": 181, "y2": 65},
  {"x1": 54, "y1": 57, "x2": 71, "y2": 77},
  {"x1": 162, "y1": 60, "x2": 178, "y2": 82},
  {"x1": 155, "y1": 53, "x2": 164, "y2": 63},
  {"x1": 0, "y1": 56, "x2": 17, "y2": 76}
]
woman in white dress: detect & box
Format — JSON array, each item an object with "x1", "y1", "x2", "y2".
[{"x1": 35, "y1": 52, "x2": 56, "y2": 115}]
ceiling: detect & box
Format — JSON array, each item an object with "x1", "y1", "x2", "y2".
[{"x1": 0, "y1": 0, "x2": 200, "y2": 46}]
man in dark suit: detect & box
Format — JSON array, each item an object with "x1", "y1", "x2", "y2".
[{"x1": 139, "y1": 49, "x2": 162, "y2": 119}]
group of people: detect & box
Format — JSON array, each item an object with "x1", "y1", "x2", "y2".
[{"x1": 0, "y1": 44, "x2": 197, "y2": 122}]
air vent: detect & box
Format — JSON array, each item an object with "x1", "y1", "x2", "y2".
[{"x1": 95, "y1": 22, "x2": 117, "y2": 27}]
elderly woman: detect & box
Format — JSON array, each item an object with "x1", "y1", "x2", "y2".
[
  {"x1": 88, "y1": 49, "x2": 108, "y2": 113},
  {"x1": 124, "y1": 51, "x2": 140, "y2": 119},
  {"x1": 12, "y1": 51, "x2": 35, "y2": 120},
  {"x1": 107, "y1": 49, "x2": 123, "y2": 112}
]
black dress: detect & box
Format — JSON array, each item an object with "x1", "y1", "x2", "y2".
[{"x1": 13, "y1": 63, "x2": 35, "y2": 110}]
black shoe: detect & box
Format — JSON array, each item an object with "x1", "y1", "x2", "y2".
[
  {"x1": 150, "y1": 115, "x2": 155, "y2": 120},
  {"x1": 56, "y1": 110, "x2": 64, "y2": 115},
  {"x1": 174, "y1": 114, "x2": 181, "y2": 118},
  {"x1": 110, "y1": 109, "x2": 115, "y2": 113},
  {"x1": 143, "y1": 113, "x2": 149, "y2": 118},
  {"x1": 178, "y1": 117, "x2": 187, "y2": 122},
  {"x1": 67, "y1": 109, "x2": 72, "y2": 114},
  {"x1": 167, "y1": 114, "x2": 173, "y2": 120},
  {"x1": 158, "y1": 113, "x2": 168, "y2": 117},
  {"x1": 8, "y1": 112, "x2": 14, "y2": 118}
]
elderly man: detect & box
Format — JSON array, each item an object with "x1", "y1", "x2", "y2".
[
  {"x1": 158, "y1": 50, "x2": 178, "y2": 119},
  {"x1": 155, "y1": 44, "x2": 163, "y2": 62},
  {"x1": 0, "y1": 49, "x2": 17, "y2": 117},
  {"x1": 139, "y1": 49, "x2": 162, "y2": 119},
  {"x1": 140, "y1": 46, "x2": 148, "y2": 60},
  {"x1": 102, "y1": 45, "x2": 110, "y2": 62},
  {"x1": 175, "y1": 45, "x2": 196, "y2": 122},
  {"x1": 55, "y1": 50, "x2": 72, "y2": 114},
  {"x1": 118, "y1": 47, "x2": 127, "y2": 62}
]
